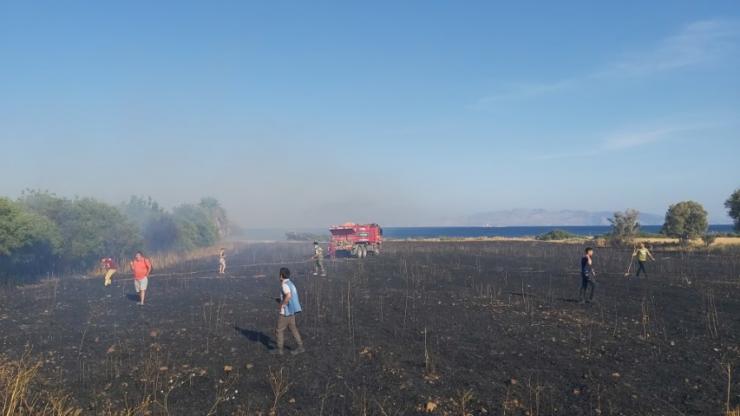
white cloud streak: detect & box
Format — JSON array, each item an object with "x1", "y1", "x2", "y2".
[
  {"x1": 603, "y1": 19, "x2": 740, "y2": 77},
  {"x1": 475, "y1": 19, "x2": 740, "y2": 105},
  {"x1": 531, "y1": 124, "x2": 706, "y2": 161}
]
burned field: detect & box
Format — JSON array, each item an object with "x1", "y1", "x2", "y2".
[{"x1": 1, "y1": 241, "x2": 739, "y2": 415}]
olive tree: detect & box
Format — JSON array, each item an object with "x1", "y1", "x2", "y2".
[
  {"x1": 608, "y1": 209, "x2": 640, "y2": 246},
  {"x1": 662, "y1": 201, "x2": 708, "y2": 242},
  {"x1": 725, "y1": 188, "x2": 740, "y2": 232}
]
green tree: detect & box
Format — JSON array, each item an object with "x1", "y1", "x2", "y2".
[
  {"x1": 143, "y1": 212, "x2": 180, "y2": 252},
  {"x1": 55, "y1": 198, "x2": 142, "y2": 271},
  {"x1": 119, "y1": 196, "x2": 164, "y2": 229},
  {"x1": 0, "y1": 197, "x2": 61, "y2": 280},
  {"x1": 17, "y1": 190, "x2": 67, "y2": 223},
  {"x1": 120, "y1": 196, "x2": 228, "y2": 252},
  {"x1": 173, "y1": 204, "x2": 219, "y2": 250},
  {"x1": 662, "y1": 201, "x2": 709, "y2": 242},
  {"x1": 608, "y1": 209, "x2": 640, "y2": 246},
  {"x1": 725, "y1": 188, "x2": 740, "y2": 232},
  {"x1": 120, "y1": 196, "x2": 181, "y2": 252},
  {"x1": 198, "y1": 197, "x2": 229, "y2": 238},
  {"x1": 20, "y1": 192, "x2": 142, "y2": 272}
]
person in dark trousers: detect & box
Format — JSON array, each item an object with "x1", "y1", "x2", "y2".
[
  {"x1": 580, "y1": 247, "x2": 596, "y2": 303},
  {"x1": 271, "y1": 267, "x2": 305, "y2": 355},
  {"x1": 632, "y1": 243, "x2": 655, "y2": 277}
]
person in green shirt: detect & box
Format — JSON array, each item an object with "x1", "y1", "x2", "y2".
[{"x1": 632, "y1": 243, "x2": 655, "y2": 277}]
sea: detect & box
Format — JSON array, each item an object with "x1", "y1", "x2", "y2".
[
  {"x1": 383, "y1": 224, "x2": 733, "y2": 239},
  {"x1": 382, "y1": 225, "x2": 735, "y2": 239},
  {"x1": 244, "y1": 225, "x2": 735, "y2": 241}
]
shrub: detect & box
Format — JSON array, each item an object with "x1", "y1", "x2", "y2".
[
  {"x1": 536, "y1": 230, "x2": 577, "y2": 241},
  {"x1": 702, "y1": 233, "x2": 718, "y2": 247}
]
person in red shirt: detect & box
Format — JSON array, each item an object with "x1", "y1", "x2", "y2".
[
  {"x1": 100, "y1": 257, "x2": 117, "y2": 287},
  {"x1": 130, "y1": 251, "x2": 152, "y2": 306}
]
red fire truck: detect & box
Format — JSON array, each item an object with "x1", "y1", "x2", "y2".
[{"x1": 328, "y1": 223, "x2": 383, "y2": 258}]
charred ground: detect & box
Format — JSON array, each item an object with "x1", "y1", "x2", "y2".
[{"x1": 1, "y1": 241, "x2": 738, "y2": 415}]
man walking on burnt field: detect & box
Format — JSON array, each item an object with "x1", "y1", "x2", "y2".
[
  {"x1": 130, "y1": 251, "x2": 152, "y2": 306},
  {"x1": 631, "y1": 243, "x2": 655, "y2": 278},
  {"x1": 312, "y1": 241, "x2": 326, "y2": 277},
  {"x1": 580, "y1": 247, "x2": 596, "y2": 303},
  {"x1": 271, "y1": 267, "x2": 305, "y2": 355}
]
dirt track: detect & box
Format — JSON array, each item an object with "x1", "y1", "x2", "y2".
[{"x1": 1, "y1": 241, "x2": 738, "y2": 415}]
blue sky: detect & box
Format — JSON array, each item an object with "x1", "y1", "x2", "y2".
[{"x1": 1, "y1": 1, "x2": 739, "y2": 227}]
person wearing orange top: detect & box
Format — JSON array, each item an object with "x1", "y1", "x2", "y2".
[{"x1": 130, "y1": 251, "x2": 152, "y2": 306}]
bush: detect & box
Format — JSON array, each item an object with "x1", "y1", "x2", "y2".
[
  {"x1": 701, "y1": 233, "x2": 718, "y2": 247},
  {"x1": 536, "y1": 230, "x2": 578, "y2": 241},
  {"x1": 662, "y1": 201, "x2": 708, "y2": 242}
]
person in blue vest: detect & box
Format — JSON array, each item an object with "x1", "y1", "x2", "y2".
[{"x1": 271, "y1": 267, "x2": 305, "y2": 355}]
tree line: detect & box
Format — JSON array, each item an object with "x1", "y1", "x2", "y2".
[
  {"x1": 608, "y1": 188, "x2": 740, "y2": 246},
  {"x1": 0, "y1": 191, "x2": 229, "y2": 282}
]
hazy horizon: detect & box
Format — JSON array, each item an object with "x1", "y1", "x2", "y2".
[{"x1": 2, "y1": 2, "x2": 738, "y2": 228}]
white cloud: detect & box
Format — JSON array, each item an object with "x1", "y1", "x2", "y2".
[
  {"x1": 602, "y1": 19, "x2": 740, "y2": 77},
  {"x1": 601, "y1": 127, "x2": 679, "y2": 150},
  {"x1": 531, "y1": 124, "x2": 704, "y2": 161},
  {"x1": 475, "y1": 19, "x2": 740, "y2": 105}
]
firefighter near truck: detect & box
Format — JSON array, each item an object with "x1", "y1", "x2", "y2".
[{"x1": 328, "y1": 223, "x2": 383, "y2": 258}]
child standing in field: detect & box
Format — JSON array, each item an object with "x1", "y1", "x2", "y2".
[
  {"x1": 631, "y1": 243, "x2": 655, "y2": 277},
  {"x1": 218, "y1": 248, "x2": 226, "y2": 275},
  {"x1": 271, "y1": 267, "x2": 305, "y2": 355},
  {"x1": 580, "y1": 247, "x2": 596, "y2": 303},
  {"x1": 130, "y1": 251, "x2": 152, "y2": 306},
  {"x1": 101, "y1": 257, "x2": 117, "y2": 287}
]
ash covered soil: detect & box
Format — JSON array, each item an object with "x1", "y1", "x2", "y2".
[{"x1": 1, "y1": 241, "x2": 739, "y2": 415}]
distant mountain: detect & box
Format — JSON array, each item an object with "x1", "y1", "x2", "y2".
[{"x1": 465, "y1": 209, "x2": 663, "y2": 227}]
